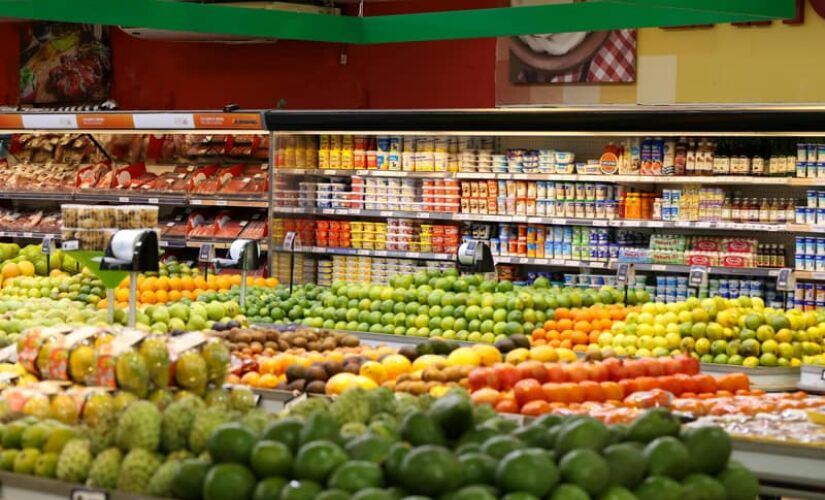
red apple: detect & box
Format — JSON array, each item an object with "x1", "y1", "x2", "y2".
[
  {"x1": 493, "y1": 363, "x2": 522, "y2": 390},
  {"x1": 517, "y1": 360, "x2": 548, "y2": 383},
  {"x1": 468, "y1": 367, "x2": 499, "y2": 391},
  {"x1": 545, "y1": 363, "x2": 567, "y2": 383}
]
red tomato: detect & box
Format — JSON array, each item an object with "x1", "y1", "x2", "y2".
[
  {"x1": 514, "y1": 378, "x2": 546, "y2": 407},
  {"x1": 542, "y1": 382, "x2": 567, "y2": 403},
  {"x1": 600, "y1": 381, "x2": 625, "y2": 401},
  {"x1": 468, "y1": 367, "x2": 500, "y2": 391},
  {"x1": 559, "y1": 382, "x2": 584, "y2": 403},
  {"x1": 639, "y1": 358, "x2": 664, "y2": 378},
  {"x1": 634, "y1": 376, "x2": 660, "y2": 392},
  {"x1": 580, "y1": 380, "x2": 606, "y2": 402},
  {"x1": 657, "y1": 375, "x2": 683, "y2": 396},
  {"x1": 676, "y1": 373, "x2": 698, "y2": 394},
  {"x1": 716, "y1": 373, "x2": 750, "y2": 393},
  {"x1": 585, "y1": 363, "x2": 609, "y2": 383},
  {"x1": 692, "y1": 374, "x2": 717, "y2": 394},
  {"x1": 545, "y1": 363, "x2": 567, "y2": 383},
  {"x1": 602, "y1": 358, "x2": 627, "y2": 381},
  {"x1": 623, "y1": 360, "x2": 646, "y2": 379},
  {"x1": 517, "y1": 360, "x2": 548, "y2": 383},
  {"x1": 495, "y1": 399, "x2": 520, "y2": 414},
  {"x1": 675, "y1": 355, "x2": 700, "y2": 375},
  {"x1": 521, "y1": 400, "x2": 552, "y2": 416},
  {"x1": 619, "y1": 378, "x2": 638, "y2": 397},
  {"x1": 493, "y1": 363, "x2": 521, "y2": 390},
  {"x1": 660, "y1": 357, "x2": 682, "y2": 376},
  {"x1": 564, "y1": 362, "x2": 589, "y2": 383}
]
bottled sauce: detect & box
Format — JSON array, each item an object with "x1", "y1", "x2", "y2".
[
  {"x1": 721, "y1": 196, "x2": 732, "y2": 221},
  {"x1": 759, "y1": 198, "x2": 771, "y2": 223},
  {"x1": 674, "y1": 138, "x2": 688, "y2": 175},
  {"x1": 748, "y1": 198, "x2": 760, "y2": 222},
  {"x1": 731, "y1": 197, "x2": 742, "y2": 222},
  {"x1": 713, "y1": 139, "x2": 730, "y2": 175},
  {"x1": 686, "y1": 141, "x2": 697, "y2": 175},
  {"x1": 751, "y1": 139, "x2": 766, "y2": 176},
  {"x1": 785, "y1": 198, "x2": 795, "y2": 222}
]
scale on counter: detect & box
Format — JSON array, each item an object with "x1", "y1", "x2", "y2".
[
  {"x1": 99, "y1": 229, "x2": 160, "y2": 327},
  {"x1": 457, "y1": 240, "x2": 495, "y2": 274},
  {"x1": 283, "y1": 231, "x2": 300, "y2": 295},
  {"x1": 615, "y1": 263, "x2": 634, "y2": 303},
  {"x1": 213, "y1": 239, "x2": 261, "y2": 308}
]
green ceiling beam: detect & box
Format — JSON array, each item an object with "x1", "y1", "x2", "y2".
[{"x1": 0, "y1": 0, "x2": 795, "y2": 45}]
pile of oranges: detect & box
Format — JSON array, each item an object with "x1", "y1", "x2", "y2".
[
  {"x1": 531, "y1": 304, "x2": 636, "y2": 351},
  {"x1": 97, "y1": 273, "x2": 279, "y2": 309}
]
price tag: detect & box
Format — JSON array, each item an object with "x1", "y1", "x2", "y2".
[
  {"x1": 283, "y1": 232, "x2": 297, "y2": 251},
  {"x1": 71, "y1": 488, "x2": 109, "y2": 500},
  {"x1": 404, "y1": 252, "x2": 417, "y2": 258},
  {"x1": 518, "y1": 257, "x2": 528, "y2": 264},
  {"x1": 356, "y1": 250, "x2": 369, "y2": 256},
  {"x1": 0, "y1": 232, "x2": 5, "y2": 237},
  {"x1": 191, "y1": 199, "x2": 203, "y2": 205},
  {"x1": 527, "y1": 217, "x2": 541, "y2": 223},
  {"x1": 419, "y1": 213, "x2": 430, "y2": 219},
  {"x1": 159, "y1": 241, "x2": 169, "y2": 248},
  {"x1": 22, "y1": 232, "x2": 33, "y2": 238},
  {"x1": 148, "y1": 198, "x2": 159, "y2": 204},
  {"x1": 616, "y1": 263, "x2": 635, "y2": 285},
  {"x1": 689, "y1": 266, "x2": 709, "y2": 288},
  {"x1": 285, "y1": 392, "x2": 308, "y2": 409},
  {"x1": 216, "y1": 200, "x2": 228, "y2": 206},
  {"x1": 648, "y1": 221, "x2": 664, "y2": 228},
  {"x1": 379, "y1": 211, "x2": 392, "y2": 217},
  {"x1": 776, "y1": 268, "x2": 796, "y2": 292},
  {"x1": 321, "y1": 208, "x2": 334, "y2": 214},
  {"x1": 651, "y1": 264, "x2": 667, "y2": 271},
  {"x1": 820, "y1": 369, "x2": 825, "y2": 382},
  {"x1": 62, "y1": 240, "x2": 79, "y2": 251},
  {"x1": 552, "y1": 218, "x2": 566, "y2": 225},
  {"x1": 118, "y1": 196, "x2": 129, "y2": 203},
  {"x1": 41, "y1": 236, "x2": 53, "y2": 254},
  {"x1": 374, "y1": 250, "x2": 388, "y2": 257},
  {"x1": 593, "y1": 220, "x2": 608, "y2": 227}
]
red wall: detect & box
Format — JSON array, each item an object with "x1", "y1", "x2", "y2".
[{"x1": 0, "y1": 1, "x2": 499, "y2": 110}]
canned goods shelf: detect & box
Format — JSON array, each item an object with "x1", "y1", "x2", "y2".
[{"x1": 700, "y1": 363, "x2": 800, "y2": 392}]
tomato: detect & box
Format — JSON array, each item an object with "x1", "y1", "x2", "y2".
[
  {"x1": 559, "y1": 382, "x2": 584, "y2": 403},
  {"x1": 545, "y1": 363, "x2": 567, "y2": 383},
  {"x1": 601, "y1": 358, "x2": 626, "y2": 381},
  {"x1": 468, "y1": 367, "x2": 500, "y2": 391},
  {"x1": 657, "y1": 375, "x2": 683, "y2": 396},
  {"x1": 580, "y1": 380, "x2": 606, "y2": 402},
  {"x1": 675, "y1": 355, "x2": 700, "y2": 375},
  {"x1": 639, "y1": 358, "x2": 664, "y2": 378},
  {"x1": 521, "y1": 400, "x2": 552, "y2": 416},
  {"x1": 677, "y1": 373, "x2": 698, "y2": 394},
  {"x1": 564, "y1": 362, "x2": 589, "y2": 383},
  {"x1": 517, "y1": 360, "x2": 548, "y2": 383},
  {"x1": 716, "y1": 373, "x2": 750, "y2": 393},
  {"x1": 495, "y1": 399, "x2": 520, "y2": 414},
  {"x1": 514, "y1": 378, "x2": 546, "y2": 407},
  {"x1": 600, "y1": 381, "x2": 625, "y2": 401},
  {"x1": 660, "y1": 357, "x2": 682, "y2": 376},
  {"x1": 492, "y1": 363, "x2": 521, "y2": 390},
  {"x1": 471, "y1": 388, "x2": 501, "y2": 406},
  {"x1": 619, "y1": 379, "x2": 637, "y2": 397},
  {"x1": 634, "y1": 376, "x2": 660, "y2": 392},
  {"x1": 692, "y1": 374, "x2": 717, "y2": 394},
  {"x1": 542, "y1": 382, "x2": 567, "y2": 403},
  {"x1": 585, "y1": 363, "x2": 608, "y2": 383},
  {"x1": 623, "y1": 360, "x2": 646, "y2": 379}
]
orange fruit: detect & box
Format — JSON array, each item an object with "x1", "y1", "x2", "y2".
[
  {"x1": 155, "y1": 290, "x2": 169, "y2": 303},
  {"x1": 192, "y1": 288, "x2": 205, "y2": 298},
  {"x1": 193, "y1": 276, "x2": 207, "y2": 290},
  {"x1": 254, "y1": 277, "x2": 266, "y2": 287},
  {"x1": 1, "y1": 263, "x2": 20, "y2": 279},
  {"x1": 169, "y1": 277, "x2": 182, "y2": 291},
  {"x1": 265, "y1": 278, "x2": 278, "y2": 288},
  {"x1": 115, "y1": 288, "x2": 130, "y2": 302},
  {"x1": 240, "y1": 372, "x2": 260, "y2": 387},
  {"x1": 97, "y1": 299, "x2": 108, "y2": 310},
  {"x1": 181, "y1": 276, "x2": 195, "y2": 291},
  {"x1": 230, "y1": 274, "x2": 242, "y2": 286},
  {"x1": 258, "y1": 374, "x2": 278, "y2": 389},
  {"x1": 216, "y1": 276, "x2": 231, "y2": 291},
  {"x1": 139, "y1": 277, "x2": 157, "y2": 293},
  {"x1": 380, "y1": 354, "x2": 412, "y2": 380},
  {"x1": 156, "y1": 276, "x2": 170, "y2": 291},
  {"x1": 181, "y1": 290, "x2": 193, "y2": 300},
  {"x1": 168, "y1": 290, "x2": 182, "y2": 302},
  {"x1": 140, "y1": 290, "x2": 157, "y2": 304}
]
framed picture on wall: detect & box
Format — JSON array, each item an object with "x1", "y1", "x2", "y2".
[
  {"x1": 505, "y1": 0, "x2": 636, "y2": 84},
  {"x1": 19, "y1": 23, "x2": 111, "y2": 104}
]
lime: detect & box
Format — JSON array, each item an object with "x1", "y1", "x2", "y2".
[
  {"x1": 603, "y1": 442, "x2": 647, "y2": 488},
  {"x1": 548, "y1": 483, "x2": 590, "y2": 500},
  {"x1": 495, "y1": 448, "x2": 559, "y2": 497},
  {"x1": 203, "y1": 464, "x2": 256, "y2": 500},
  {"x1": 559, "y1": 449, "x2": 609, "y2": 495},
  {"x1": 398, "y1": 445, "x2": 462, "y2": 496},
  {"x1": 328, "y1": 460, "x2": 384, "y2": 492},
  {"x1": 681, "y1": 426, "x2": 731, "y2": 475},
  {"x1": 262, "y1": 418, "x2": 303, "y2": 451},
  {"x1": 717, "y1": 463, "x2": 760, "y2": 500},
  {"x1": 250, "y1": 440, "x2": 292, "y2": 478},
  {"x1": 207, "y1": 423, "x2": 256, "y2": 464},
  {"x1": 681, "y1": 473, "x2": 726, "y2": 500},
  {"x1": 458, "y1": 452, "x2": 497, "y2": 486},
  {"x1": 481, "y1": 435, "x2": 526, "y2": 459},
  {"x1": 293, "y1": 440, "x2": 348, "y2": 483},
  {"x1": 644, "y1": 436, "x2": 690, "y2": 480},
  {"x1": 555, "y1": 417, "x2": 609, "y2": 455},
  {"x1": 252, "y1": 477, "x2": 287, "y2": 500},
  {"x1": 280, "y1": 480, "x2": 323, "y2": 500},
  {"x1": 171, "y1": 459, "x2": 210, "y2": 500},
  {"x1": 634, "y1": 476, "x2": 683, "y2": 500}
]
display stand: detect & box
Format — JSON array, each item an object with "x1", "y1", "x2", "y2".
[
  {"x1": 63, "y1": 250, "x2": 128, "y2": 325},
  {"x1": 700, "y1": 363, "x2": 801, "y2": 392},
  {"x1": 731, "y1": 438, "x2": 825, "y2": 499}
]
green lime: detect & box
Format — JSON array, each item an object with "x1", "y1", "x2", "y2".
[{"x1": 250, "y1": 440, "x2": 292, "y2": 478}]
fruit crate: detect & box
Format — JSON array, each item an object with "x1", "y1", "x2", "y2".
[
  {"x1": 798, "y1": 364, "x2": 825, "y2": 393},
  {"x1": 700, "y1": 363, "x2": 800, "y2": 392},
  {"x1": 0, "y1": 469, "x2": 166, "y2": 500}
]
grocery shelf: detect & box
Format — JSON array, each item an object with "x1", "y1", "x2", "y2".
[
  {"x1": 0, "y1": 231, "x2": 60, "y2": 240},
  {"x1": 270, "y1": 244, "x2": 455, "y2": 262},
  {"x1": 189, "y1": 197, "x2": 268, "y2": 208},
  {"x1": 274, "y1": 169, "x2": 802, "y2": 186},
  {"x1": 700, "y1": 363, "x2": 800, "y2": 392},
  {"x1": 271, "y1": 206, "x2": 789, "y2": 233},
  {"x1": 791, "y1": 270, "x2": 825, "y2": 282},
  {"x1": 73, "y1": 192, "x2": 188, "y2": 206},
  {"x1": 0, "y1": 470, "x2": 163, "y2": 500},
  {"x1": 186, "y1": 239, "x2": 268, "y2": 251},
  {"x1": 731, "y1": 439, "x2": 825, "y2": 500}
]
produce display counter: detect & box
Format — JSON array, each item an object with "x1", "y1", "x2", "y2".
[
  {"x1": 700, "y1": 364, "x2": 801, "y2": 392},
  {"x1": 0, "y1": 470, "x2": 166, "y2": 500},
  {"x1": 251, "y1": 323, "x2": 474, "y2": 349},
  {"x1": 798, "y1": 364, "x2": 825, "y2": 393},
  {"x1": 730, "y1": 439, "x2": 825, "y2": 499}
]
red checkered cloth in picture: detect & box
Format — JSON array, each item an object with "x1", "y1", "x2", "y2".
[{"x1": 551, "y1": 29, "x2": 637, "y2": 83}]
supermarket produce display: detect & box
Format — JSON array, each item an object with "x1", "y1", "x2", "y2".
[{"x1": 0, "y1": 108, "x2": 823, "y2": 498}]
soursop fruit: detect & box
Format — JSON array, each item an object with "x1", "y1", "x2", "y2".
[
  {"x1": 116, "y1": 401, "x2": 162, "y2": 452},
  {"x1": 117, "y1": 448, "x2": 162, "y2": 493},
  {"x1": 87, "y1": 421, "x2": 116, "y2": 456},
  {"x1": 113, "y1": 392, "x2": 138, "y2": 413},
  {"x1": 161, "y1": 396, "x2": 205, "y2": 453},
  {"x1": 188, "y1": 408, "x2": 231, "y2": 454},
  {"x1": 149, "y1": 389, "x2": 173, "y2": 411},
  {"x1": 56, "y1": 439, "x2": 92, "y2": 483},
  {"x1": 82, "y1": 392, "x2": 116, "y2": 428},
  {"x1": 116, "y1": 350, "x2": 150, "y2": 398},
  {"x1": 204, "y1": 388, "x2": 230, "y2": 409},
  {"x1": 239, "y1": 408, "x2": 270, "y2": 436},
  {"x1": 146, "y1": 459, "x2": 180, "y2": 497},
  {"x1": 86, "y1": 448, "x2": 122, "y2": 489},
  {"x1": 330, "y1": 388, "x2": 371, "y2": 425},
  {"x1": 175, "y1": 351, "x2": 208, "y2": 396}
]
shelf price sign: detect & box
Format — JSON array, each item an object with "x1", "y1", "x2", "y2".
[
  {"x1": 688, "y1": 266, "x2": 709, "y2": 288},
  {"x1": 776, "y1": 268, "x2": 796, "y2": 292},
  {"x1": 615, "y1": 263, "x2": 635, "y2": 286},
  {"x1": 198, "y1": 243, "x2": 214, "y2": 264}
]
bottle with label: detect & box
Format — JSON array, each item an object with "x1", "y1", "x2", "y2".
[
  {"x1": 721, "y1": 196, "x2": 732, "y2": 221},
  {"x1": 675, "y1": 138, "x2": 688, "y2": 175},
  {"x1": 785, "y1": 198, "x2": 795, "y2": 223},
  {"x1": 686, "y1": 141, "x2": 697, "y2": 175},
  {"x1": 770, "y1": 198, "x2": 782, "y2": 223},
  {"x1": 785, "y1": 139, "x2": 797, "y2": 177},
  {"x1": 759, "y1": 198, "x2": 770, "y2": 223},
  {"x1": 748, "y1": 198, "x2": 760, "y2": 222},
  {"x1": 713, "y1": 139, "x2": 730, "y2": 175},
  {"x1": 731, "y1": 197, "x2": 742, "y2": 222},
  {"x1": 751, "y1": 139, "x2": 766, "y2": 176}
]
